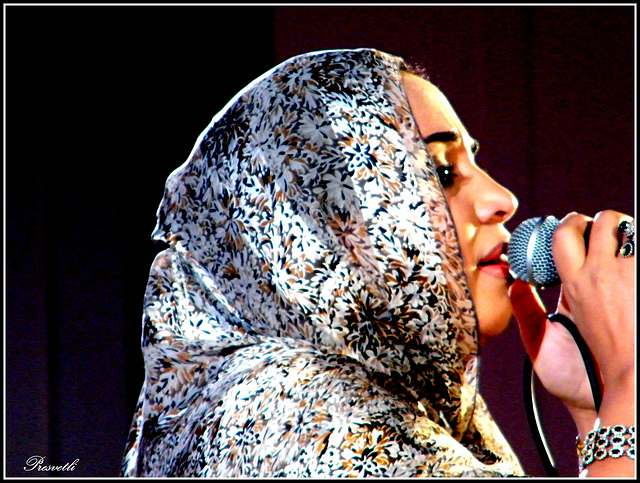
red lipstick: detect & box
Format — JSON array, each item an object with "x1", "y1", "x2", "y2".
[{"x1": 477, "y1": 242, "x2": 511, "y2": 279}]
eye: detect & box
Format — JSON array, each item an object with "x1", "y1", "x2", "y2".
[
  {"x1": 471, "y1": 140, "x2": 480, "y2": 156},
  {"x1": 436, "y1": 164, "x2": 456, "y2": 187}
]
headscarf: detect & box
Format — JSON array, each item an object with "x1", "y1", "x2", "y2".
[{"x1": 122, "y1": 48, "x2": 524, "y2": 477}]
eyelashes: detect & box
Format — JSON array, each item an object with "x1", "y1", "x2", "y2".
[
  {"x1": 432, "y1": 152, "x2": 457, "y2": 187},
  {"x1": 431, "y1": 144, "x2": 481, "y2": 189},
  {"x1": 436, "y1": 164, "x2": 456, "y2": 187}
]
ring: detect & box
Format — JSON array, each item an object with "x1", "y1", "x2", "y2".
[
  {"x1": 618, "y1": 220, "x2": 635, "y2": 258},
  {"x1": 618, "y1": 220, "x2": 635, "y2": 239},
  {"x1": 619, "y1": 241, "x2": 634, "y2": 258}
]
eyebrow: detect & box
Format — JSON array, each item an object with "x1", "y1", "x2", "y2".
[
  {"x1": 423, "y1": 130, "x2": 480, "y2": 155},
  {"x1": 424, "y1": 131, "x2": 459, "y2": 144}
]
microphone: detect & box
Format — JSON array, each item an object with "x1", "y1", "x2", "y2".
[{"x1": 508, "y1": 216, "x2": 562, "y2": 288}]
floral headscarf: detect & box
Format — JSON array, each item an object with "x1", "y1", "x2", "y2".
[{"x1": 122, "y1": 48, "x2": 523, "y2": 477}]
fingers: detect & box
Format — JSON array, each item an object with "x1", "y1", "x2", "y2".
[
  {"x1": 553, "y1": 211, "x2": 632, "y2": 283},
  {"x1": 587, "y1": 210, "x2": 628, "y2": 264},
  {"x1": 509, "y1": 278, "x2": 548, "y2": 361},
  {"x1": 552, "y1": 212, "x2": 591, "y2": 282}
]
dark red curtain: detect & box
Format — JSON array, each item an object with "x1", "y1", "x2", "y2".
[{"x1": 6, "y1": 5, "x2": 634, "y2": 477}]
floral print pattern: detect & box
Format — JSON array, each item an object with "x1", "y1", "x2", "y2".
[{"x1": 122, "y1": 48, "x2": 524, "y2": 477}]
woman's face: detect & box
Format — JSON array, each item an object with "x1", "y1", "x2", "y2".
[{"x1": 402, "y1": 72, "x2": 519, "y2": 344}]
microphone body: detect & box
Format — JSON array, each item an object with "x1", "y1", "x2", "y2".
[{"x1": 508, "y1": 216, "x2": 562, "y2": 288}]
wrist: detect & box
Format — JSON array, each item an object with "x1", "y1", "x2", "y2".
[
  {"x1": 576, "y1": 371, "x2": 636, "y2": 477},
  {"x1": 600, "y1": 357, "x2": 634, "y2": 396},
  {"x1": 577, "y1": 422, "x2": 635, "y2": 477},
  {"x1": 566, "y1": 405, "x2": 598, "y2": 440},
  {"x1": 597, "y1": 377, "x2": 635, "y2": 428}
]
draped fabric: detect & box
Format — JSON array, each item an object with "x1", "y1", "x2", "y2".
[{"x1": 122, "y1": 48, "x2": 523, "y2": 477}]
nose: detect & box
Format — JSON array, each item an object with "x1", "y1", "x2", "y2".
[{"x1": 473, "y1": 172, "x2": 518, "y2": 224}]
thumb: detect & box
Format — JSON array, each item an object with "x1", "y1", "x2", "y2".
[{"x1": 509, "y1": 279, "x2": 549, "y2": 362}]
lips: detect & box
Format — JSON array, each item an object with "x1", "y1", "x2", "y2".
[{"x1": 477, "y1": 242, "x2": 511, "y2": 279}]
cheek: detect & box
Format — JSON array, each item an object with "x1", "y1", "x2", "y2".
[{"x1": 445, "y1": 194, "x2": 475, "y2": 268}]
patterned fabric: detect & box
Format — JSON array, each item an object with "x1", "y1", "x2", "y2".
[{"x1": 122, "y1": 48, "x2": 524, "y2": 477}]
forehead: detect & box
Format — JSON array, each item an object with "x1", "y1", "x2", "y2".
[{"x1": 402, "y1": 72, "x2": 467, "y2": 139}]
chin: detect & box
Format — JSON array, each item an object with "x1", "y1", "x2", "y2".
[
  {"x1": 478, "y1": 319, "x2": 511, "y2": 345},
  {"x1": 474, "y1": 293, "x2": 513, "y2": 345},
  {"x1": 469, "y1": 271, "x2": 514, "y2": 345}
]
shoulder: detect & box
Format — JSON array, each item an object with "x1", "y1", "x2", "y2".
[{"x1": 209, "y1": 348, "x2": 510, "y2": 477}]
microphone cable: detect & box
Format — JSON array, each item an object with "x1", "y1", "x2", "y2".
[{"x1": 523, "y1": 312, "x2": 602, "y2": 477}]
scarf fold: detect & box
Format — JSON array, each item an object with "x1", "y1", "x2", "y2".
[{"x1": 122, "y1": 48, "x2": 523, "y2": 477}]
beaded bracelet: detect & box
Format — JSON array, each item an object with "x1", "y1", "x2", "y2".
[{"x1": 576, "y1": 424, "x2": 635, "y2": 473}]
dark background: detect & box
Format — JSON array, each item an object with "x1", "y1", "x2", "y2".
[{"x1": 5, "y1": 5, "x2": 634, "y2": 477}]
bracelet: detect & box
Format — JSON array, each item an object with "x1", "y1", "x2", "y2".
[{"x1": 576, "y1": 424, "x2": 635, "y2": 473}]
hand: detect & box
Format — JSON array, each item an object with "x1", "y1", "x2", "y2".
[
  {"x1": 552, "y1": 211, "x2": 635, "y2": 477},
  {"x1": 510, "y1": 211, "x2": 635, "y2": 477},
  {"x1": 552, "y1": 211, "x2": 635, "y2": 391}
]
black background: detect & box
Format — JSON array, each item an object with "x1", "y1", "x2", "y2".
[{"x1": 6, "y1": 5, "x2": 634, "y2": 477}]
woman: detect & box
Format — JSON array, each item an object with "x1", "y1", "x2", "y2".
[{"x1": 121, "y1": 48, "x2": 634, "y2": 477}]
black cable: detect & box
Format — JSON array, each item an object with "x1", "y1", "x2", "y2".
[
  {"x1": 523, "y1": 354, "x2": 559, "y2": 476},
  {"x1": 523, "y1": 312, "x2": 602, "y2": 476},
  {"x1": 547, "y1": 313, "x2": 602, "y2": 412}
]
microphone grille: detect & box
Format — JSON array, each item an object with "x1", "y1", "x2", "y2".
[{"x1": 508, "y1": 216, "x2": 560, "y2": 287}]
